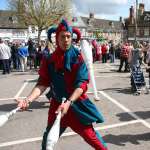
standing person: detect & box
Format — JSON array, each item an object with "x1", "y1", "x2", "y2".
[
  {"x1": 118, "y1": 42, "x2": 130, "y2": 72},
  {"x1": 101, "y1": 43, "x2": 107, "y2": 63},
  {"x1": 0, "y1": 38, "x2": 11, "y2": 74},
  {"x1": 36, "y1": 45, "x2": 43, "y2": 68},
  {"x1": 92, "y1": 39, "x2": 101, "y2": 62},
  {"x1": 28, "y1": 38, "x2": 36, "y2": 69},
  {"x1": 16, "y1": 19, "x2": 108, "y2": 150},
  {"x1": 42, "y1": 41, "x2": 52, "y2": 59},
  {"x1": 109, "y1": 42, "x2": 115, "y2": 63},
  {"x1": 145, "y1": 43, "x2": 150, "y2": 88},
  {"x1": 142, "y1": 41, "x2": 148, "y2": 63},
  {"x1": 11, "y1": 43, "x2": 20, "y2": 70},
  {"x1": 128, "y1": 41, "x2": 142, "y2": 70},
  {"x1": 18, "y1": 43, "x2": 29, "y2": 72},
  {"x1": 105, "y1": 43, "x2": 110, "y2": 62}
]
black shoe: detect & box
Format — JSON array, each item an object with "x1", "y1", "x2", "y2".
[
  {"x1": 124, "y1": 70, "x2": 129, "y2": 72},
  {"x1": 117, "y1": 70, "x2": 121, "y2": 72}
]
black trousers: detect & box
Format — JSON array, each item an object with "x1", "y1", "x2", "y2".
[
  {"x1": 1, "y1": 59, "x2": 10, "y2": 74},
  {"x1": 118, "y1": 57, "x2": 129, "y2": 71}
]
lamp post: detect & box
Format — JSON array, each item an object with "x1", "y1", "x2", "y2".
[{"x1": 135, "y1": 0, "x2": 138, "y2": 41}]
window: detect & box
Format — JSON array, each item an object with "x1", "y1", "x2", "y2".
[
  {"x1": 139, "y1": 29, "x2": 144, "y2": 36},
  {"x1": 144, "y1": 28, "x2": 149, "y2": 36},
  {"x1": 128, "y1": 27, "x2": 134, "y2": 37},
  {"x1": 136, "y1": 29, "x2": 140, "y2": 36}
]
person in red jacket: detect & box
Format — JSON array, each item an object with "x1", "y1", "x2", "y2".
[
  {"x1": 101, "y1": 43, "x2": 107, "y2": 63},
  {"x1": 118, "y1": 42, "x2": 130, "y2": 72}
]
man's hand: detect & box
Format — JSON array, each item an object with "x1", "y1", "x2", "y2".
[
  {"x1": 55, "y1": 100, "x2": 72, "y2": 117},
  {"x1": 15, "y1": 99, "x2": 30, "y2": 110}
]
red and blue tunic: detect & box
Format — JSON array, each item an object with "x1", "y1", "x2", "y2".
[{"x1": 38, "y1": 45, "x2": 104, "y2": 125}]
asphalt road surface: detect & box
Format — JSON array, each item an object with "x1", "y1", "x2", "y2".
[{"x1": 0, "y1": 60, "x2": 150, "y2": 150}]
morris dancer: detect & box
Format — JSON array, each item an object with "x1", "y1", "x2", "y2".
[{"x1": 16, "y1": 19, "x2": 108, "y2": 150}]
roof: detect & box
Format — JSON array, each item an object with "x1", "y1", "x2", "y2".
[
  {"x1": 81, "y1": 17, "x2": 122, "y2": 31},
  {"x1": 0, "y1": 10, "x2": 27, "y2": 29},
  {"x1": 71, "y1": 16, "x2": 86, "y2": 28},
  {"x1": 0, "y1": 10, "x2": 122, "y2": 31}
]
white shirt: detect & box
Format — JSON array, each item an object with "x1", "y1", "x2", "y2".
[{"x1": 0, "y1": 43, "x2": 11, "y2": 60}]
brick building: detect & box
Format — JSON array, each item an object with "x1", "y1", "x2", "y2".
[
  {"x1": 72, "y1": 13, "x2": 124, "y2": 44},
  {"x1": 0, "y1": 10, "x2": 28, "y2": 43},
  {"x1": 125, "y1": 3, "x2": 150, "y2": 42},
  {"x1": 0, "y1": 10, "x2": 124, "y2": 44}
]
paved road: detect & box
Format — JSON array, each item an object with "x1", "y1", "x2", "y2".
[{"x1": 0, "y1": 61, "x2": 150, "y2": 150}]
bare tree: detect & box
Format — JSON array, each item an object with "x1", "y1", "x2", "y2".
[{"x1": 8, "y1": 0, "x2": 72, "y2": 44}]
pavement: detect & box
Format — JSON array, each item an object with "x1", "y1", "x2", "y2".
[{"x1": 0, "y1": 60, "x2": 150, "y2": 150}]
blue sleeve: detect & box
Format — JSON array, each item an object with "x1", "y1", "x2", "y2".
[{"x1": 74, "y1": 61, "x2": 89, "y2": 88}]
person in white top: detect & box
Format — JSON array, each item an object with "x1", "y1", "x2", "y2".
[
  {"x1": 145, "y1": 43, "x2": 150, "y2": 88},
  {"x1": 0, "y1": 38, "x2": 11, "y2": 74}
]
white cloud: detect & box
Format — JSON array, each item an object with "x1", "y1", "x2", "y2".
[
  {"x1": 72, "y1": 0, "x2": 128, "y2": 19},
  {"x1": 72, "y1": 0, "x2": 150, "y2": 20}
]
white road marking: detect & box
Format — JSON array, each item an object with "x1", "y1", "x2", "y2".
[
  {"x1": 0, "y1": 95, "x2": 45, "y2": 101},
  {"x1": 94, "y1": 68, "x2": 115, "y2": 71},
  {"x1": 0, "y1": 79, "x2": 40, "y2": 101},
  {"x1": 99, "y1": 91, "x2": 150, "y2": 129},
  {"x1": 14, "y1": 81, "x2": 29, "y2": 99},
  {"x1": 95, "y1": 74, "x2": 129, "y2": 78},
  {"x1": 0, "y1": 119, "x2": 142, "y2": 147},
  {"x1": 25, "y1": 79, "x2": 37, "y2": 82},
  {"x1": 0, "y1": 137, "x2": 42, "y2": 147},
  {"x1": 93, "y1": 66, "x2": 116, "y2": 70}
]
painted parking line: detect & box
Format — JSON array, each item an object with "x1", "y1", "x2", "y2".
[
  {"x1": 0, "y1": 79, "x2": 39, "y2": 101},
  {"x1": 0, "y1": 81, "x2": 29, "y2": 101},
  {"x1": 99, "y1": 90, "x2": 150, "y2": 129},
  {"x1": 94, "y1": 68, "x2": 116, "y2": 71},
  {"x1": 0, "y1": 95, "x2": 45, "y2": 101},
  {"x1": 95, "y1": 74, "x2": 129, "y2": 78},
  {"x1": 14, "y1": 81, "x2": 29, "y2": 99},
  {"x1": 0, "y1": 119, "x2": 141, "y2": 148}
]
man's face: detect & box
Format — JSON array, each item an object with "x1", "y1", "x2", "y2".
[{"x1": 58, "y1": 31, "x2": 72, "y2": 51}]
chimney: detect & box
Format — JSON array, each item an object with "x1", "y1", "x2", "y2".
[
  {"x1": 138, "y1": 3, "x2": 144, "y2": 16},
  {"x1": 89, "y1": 13, "x2": 94, "y2": 19},
  {"x1": 119, "y1": 16, "x2": 122, "y2": 22},
  {"x1": 129, "y1": 6, "x2": 135, "y2": 24},
  {"x1": 129, "y1": 6, "x2": 134, "y2": 18}
]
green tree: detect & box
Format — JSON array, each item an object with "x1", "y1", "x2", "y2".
[{"x1": 8, "y1": 0, "x2": 72, "y2": 45}]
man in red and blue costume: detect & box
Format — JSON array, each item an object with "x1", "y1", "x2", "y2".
[{"x1": 17, "y1": 19, "x2": 108, "y2": 150}]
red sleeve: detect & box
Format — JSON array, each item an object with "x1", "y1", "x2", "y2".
[
  {"x1": 79, "y1": 81, "x2": 88, "y2": 93},
  {"x1": 37, "y1": 57, "x2": 51, "y2": 87}
]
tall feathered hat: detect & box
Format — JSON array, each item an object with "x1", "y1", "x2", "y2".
[{"x1": 47, "y1": 19, "x2": 81, "y2": 43}]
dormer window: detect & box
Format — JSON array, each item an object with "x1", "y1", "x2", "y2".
[
  {"x1": 144, "y1": 13, "x2": 150, "y2": 21},
  {"x1": 109, "y1": 21, "x2": 114, "y2": 28},
  {"x1": 8, "y1": 16, "x2": 17, "y2": 24},
  {"x1": 8, "y1": 16, "x2": 13, "y2": 22},
  {"x1": 87, "y1": 19, "x2": 92, "y2": 26}
]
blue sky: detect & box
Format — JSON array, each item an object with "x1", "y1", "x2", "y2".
[
  {"x1": 0, "y1": 0, "x2": 150, "y2": 21},
  {"x1": 0, "y1": 0, "x2": 9, "y2": 10}
]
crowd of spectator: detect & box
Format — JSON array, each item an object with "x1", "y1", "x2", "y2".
[
  {"x1": 0, "y1": 36, "x2": 150, "y2": 78},
  {"x1": 0, "y1": 38, "x2": 55, "y2": 74}
]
